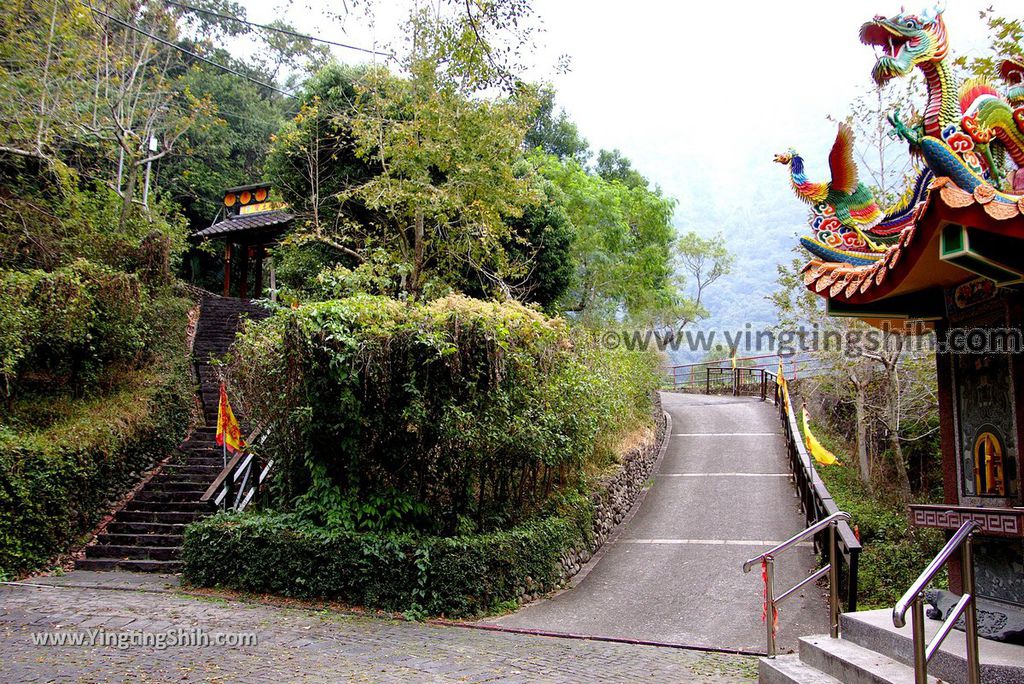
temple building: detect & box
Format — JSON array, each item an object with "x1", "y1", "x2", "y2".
[
  {"x1": 193, "y1": 183, "x2": 293, "y2": 299},
  {"x1": 774, "y1": 6, "x2": 1024, "y2": 668}
]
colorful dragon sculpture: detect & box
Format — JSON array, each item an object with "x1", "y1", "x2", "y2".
[
  {"x1": 779, "y1": 5, "x2": 1024, "y2": 266},
  {"x1": 860, "y1": 5, "x2": 1024, "y2": 186},
  {"x1": 1003, "y1": 57, "x2": 1024, "y2": 107}
]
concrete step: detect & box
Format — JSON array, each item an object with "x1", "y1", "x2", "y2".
[
  {"x1": 840, "y1": 609, "x2": 1024, "y2": 684},
  {"x1": 758, "y1": 655, "x2": 842, "y2": 684},
  {"x1": 150, "y1": 473, "x2": 215, "y2": 485},
  {"x1": 115, "y1": 510, "x2": 204, "y2": 524},
  {"x1": 132, "y1": 489, "x2": 206, "y2": 503},
  {"x1": 173, "y1": 458, "x2": 226, "y2": 469},
  {"x1": 104, "y1": 521, "x2": 187, "y2": 536},
  {"x1": 797, "y1": 635, "x2": 936, "y2": 684},
  {"x1": 97, "y1": 533, "x2": 184, "y2": 547},
  {"x1": 76, "y1": 295, "x2": 261, "y2": 574},
  {"x1": 179, "y1": 441, "x2": 220, "y2": 451},
  {"x1": 74, "y1": 558, "x2": 181, "y2": 573},
  {"x1": 125, "y1": 500, "x2": 207, "y2": 513},
  {"x1": 85, "y1": 544, "x2": 180, "y2": 561},
  {"x1": 145, "y1": 479, "x2": 210, "y2": 491},
  {"x1": 162, "y1": 465, "x2": 222, "y2": 476}
]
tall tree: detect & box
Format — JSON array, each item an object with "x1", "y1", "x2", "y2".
[
  {"x1": 267, "y1": 1, "x2": 549, "y2": 298},
  {"x1": 524, "y1": 86, "x2": 589, "y2": 162}
]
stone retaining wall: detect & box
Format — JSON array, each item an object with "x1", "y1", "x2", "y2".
[{"x1": 553, "y1": 394, "x2": 669, "y2": 587}]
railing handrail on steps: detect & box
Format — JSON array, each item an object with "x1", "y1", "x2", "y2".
[
  {"x1": 743, "y1": 511, "x2": 852, "y2": 573},
  {"x1": 893, "y1": 519, "x2": 981, "y2": 684},
  {"x1": 742, "y1": 511, "x2": 851, "y2": 657},
  {"x1": 201, "y1": 424, "x2": 274, "y2": 512}
]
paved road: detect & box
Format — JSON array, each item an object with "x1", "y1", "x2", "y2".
[
  {"x1": 489, "y1": 392, "x2": 828, "y2": 653},
  {"x1": 0, "y1": 572, "x2": 757, "y2": 683}
]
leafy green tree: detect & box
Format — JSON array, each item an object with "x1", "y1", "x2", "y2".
[
  {"x1": 595, "y1": 148, "x2": 647, "y2": 189},
  {"x1": 266, "y1": 0, "x2": 551, "y2": 299},
  {"x1": 158, "y1": 52, "x2": 291, "y2": 230},
  {"x1": 524, "y1": 86, "x2": 589, "y2": 162},
  {"x1": 533, "y1": 151, "x2": 730, "y2": 328}
]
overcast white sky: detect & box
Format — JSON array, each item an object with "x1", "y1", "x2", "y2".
[
  {"x1": 234, "y1": 0, "x2": 1010, "y2": 331},
  {"x1": 235, "y1": 1, "x2": 1000, "y2": 212}
]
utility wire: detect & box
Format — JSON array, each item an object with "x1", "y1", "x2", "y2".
[
  {"x1": 163, "y1": 0, "x2": 392, "y2": 58},
  {"x1": 80, "y1": 2, "x2": 299, "y2": 99}
]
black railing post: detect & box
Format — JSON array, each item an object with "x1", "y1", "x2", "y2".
[
  {"x1": 847, "y1": 545, "x2": 860, "y2": 612},
  {"x1": 705, "y1": 367, "x2": 710, "y2": 395}
]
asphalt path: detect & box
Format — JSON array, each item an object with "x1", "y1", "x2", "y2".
[{"x1": 488, "y1": 392, "x2": 829, "y2": 653}]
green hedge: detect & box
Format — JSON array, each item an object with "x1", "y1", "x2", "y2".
[
  {"x1": 0, "y1": 294, "x2": 193, "y2": 576},
  {"x1": 182, "y1": 497, "x2": 593, "y2": 617},
  {"x1": 229, "y1": 294, "x2": 660, "y2": 535},
  {"x1": 1, "y1": 260, "x2": 150, "y2": 394}
]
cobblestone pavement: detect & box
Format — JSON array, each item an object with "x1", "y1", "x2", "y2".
[{"x1": 0, "y1": 573, "x2": 758, "y2": 683}]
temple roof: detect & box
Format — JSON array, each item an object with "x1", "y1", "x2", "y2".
[
  {"x1": 800, "y1": 177, "x2": 1024, "y2": 326},
  {"x1": 193, "y1": 209, "x2": 294, "y2": 240}
]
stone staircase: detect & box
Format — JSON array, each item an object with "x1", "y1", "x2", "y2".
[
  {"x1": 75, "y1": 295, "x2": 268, "y2": 572},
  {"x1": 760, "y1": 609, "x2": 1024, "y2": 684}
]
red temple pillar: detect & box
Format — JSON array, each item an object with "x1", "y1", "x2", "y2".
[{"x1": 222, "y1": 243, "x2": 232, "y2": 297}]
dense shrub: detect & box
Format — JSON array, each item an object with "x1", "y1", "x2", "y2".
[
  {"x1": 0, "y1": 260, "x2": 151, "y2": 395},
  {"x1": 229, "y1": 294, "x2": 659, "y2": 535},
  {"x1": 0, "y1": 294, "x2": 193, "y2": 576},
  {"x1": 0, "y1": 163, "x2": 188, "y2": 275},
  {"x1": 183, "y1": 495, "x2": 593, "y2": 617}
]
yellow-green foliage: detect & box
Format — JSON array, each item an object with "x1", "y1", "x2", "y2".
[
  {"x1": 0, "y1": 260, "x2": 150, "y2": 395},
  {"x1": 0, "y1": 294, "x2": 193, "y2": 576},
  {"x1": 230, "y1": 294, "x2": 660, "y2": 535}
]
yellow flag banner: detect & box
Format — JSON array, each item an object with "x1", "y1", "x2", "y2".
[
  {"x1": 216, "y1": 382, "x2": 244, "y2": 455},
  {"x1": 777, "y1": 361, "x2": 789, "y2": 415},
  {"x1": 802, "y1": 407, "x2": 838, "y2": 466}
]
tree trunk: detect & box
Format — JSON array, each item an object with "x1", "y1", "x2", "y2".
[
  {"x1": 118, "y1": 159, "x2": 139, "y2": 232},
  {"x1": 884, "y1": 367, "x2": 912, "y2": 501},
  {"x1": 854, "y1": 380, "x2": 871, "y2": 487}
]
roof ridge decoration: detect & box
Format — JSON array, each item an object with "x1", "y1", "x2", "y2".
[{"x1": 779, "y1": 6, "x2": 1024, "y2": 308}]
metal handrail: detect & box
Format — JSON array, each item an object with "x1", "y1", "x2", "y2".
[
  {"x1": 743, "y1": 511, "x2": 851, "y2": 657},
  {"x1": 772, "y1": 373, "x2": 862, "y2": 611},
  {"x1": 742, "y1": 512, "x2": 851, "y2": 573},
  {"x1": 201, "y1": 424, "x2": 274, "y2": 512},
  {"x1": 892, "y1": 519, "x2": 981, "y2": 684}
]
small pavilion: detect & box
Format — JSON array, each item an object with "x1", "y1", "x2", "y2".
[{"x1": 193, "y1": 183, "x2": 293, "y2": 299}]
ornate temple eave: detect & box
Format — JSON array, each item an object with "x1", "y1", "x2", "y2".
[{"x1": 802, "y1": 177, "x2": 1024, "y2": 323}]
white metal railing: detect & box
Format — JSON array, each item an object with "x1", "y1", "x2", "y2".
[{"x1": 201, "y1": 426, "x2": 274, "y2": 512}]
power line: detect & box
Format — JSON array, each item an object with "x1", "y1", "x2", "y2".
[
  {"x1": 163, "y1": 0, "x2": 392, "y2": 58},
  {"x1": 80, "y1": 2, "x2": 299, "y2": 100}
]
